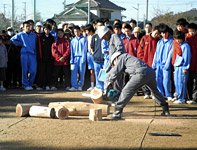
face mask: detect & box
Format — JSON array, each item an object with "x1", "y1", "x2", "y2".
[
  {"x1": 105, "y1": 24, "x2": 110, "y2": 27},
  {"x1": 8, "y1": 31, "x2": 13, "y2": 36},
  {"x1": 121, "y1": 29, "x2": 125, "y2": 34}
]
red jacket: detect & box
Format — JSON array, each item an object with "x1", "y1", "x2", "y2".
[
  {"x1": 137, "y1": 34, "x2": 159, "y2": 67},
  {"x1": 122, "y1": 35, "x2": 139, "y2": 57},
  {"x1": 186, "y1": 34, "x2": 197, "y2": 72},
  {"x1": 52, "y1": 38, "x2": 71, "y2": 66}
]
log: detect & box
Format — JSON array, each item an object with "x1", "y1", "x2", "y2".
[
  {"x1": 29, "y1": 106, "x2": 55, "y2": 118},
  {"x1": 16, "y1": 103, "x2": 41, "y2": 117},
  {"x1": 89, "y1": 108, "x2": 102, "y2": 121},
  {"x1": 53, "y1": 106, "x2": 69, "y2": 119},
  {"x1": 48, "y1": 102, "x2": 110, "y2": 117}
]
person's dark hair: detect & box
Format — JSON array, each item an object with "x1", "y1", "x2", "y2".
[
  {"x1": 57, "y1": 29, "x2": 64, "y2": 33},
  {"x1": 63, "y1": 23, "x2": 68, "y2": 29},
  {"x1": 1, "y1": 30, "x2": 6, "y2": 34},
  {"x1": 159, "y1": 23, "x2": 169, "y2": 33},
  {"x1": 174, "y1": 31, "x2": 185, "y2": 41},
  {"x1": 146, "y1": 22, "x2": 152, "y2": 28},
  {"x1": 168, "y1": 27, "x2": 173, "y2": 36},
  {"x1": 107, "y1": 26, "x2": 113, "y2": 31},
  {"x1": 153, "y1": 25, "x2": 160, "y2": 33},
  {"x1": 85, "y1": 24, "x2": 95, "y2": 33},
  {"x1": 114, "y1": 19, "x2": 121, "y2": 24},
  {"x1": 104, "y1": 18, "x2": 109, "y2": 23},
  {"x1": 27, "y1": 19, "x2": 34, "y2": 24},
  {"x1": 73, "y1": 25, "x2": 80, "y2": 30},
  {"x1": 129, "y1": 19, "x2": 137, "y2": 25},
  {"x1": 124, "y1": 24, "x2": 132, "y2": 30},
  {"x1": 46, "y1": 19, "x2": 54, "y2": 25},
  {"x1": 96, "y1": 19, "x2": 104, "y2": 25},
  {"x1": 23, "y1": 21, "x2": 30, "y2": 26},
  {"x1": 43, "y1": 24, "x2": 52, "y2": 30},
  {"x1": 176, "y1": 18, "x2": 188, "y2": 27},
  {"x1": 188, "y1": 23, "x2": 197, "y2": 31},
  {"x1": 0, "y1": 35, "x2": 2, "y2": 40},
  {"x1": 113, "y1": 23, "x2": 122, "y2": 29}
]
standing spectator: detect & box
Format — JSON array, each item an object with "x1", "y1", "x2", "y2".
[
  {"x1": 123, "y1": 24, "x2": 139, "y2": 57},
  {"x1": 36, "y1": 24, "x2": 55, "y2": 90},
  {"x1": 7, "y1": 27, "x2": 14, "y2": 37},
  {"x1": 0, "y1": 36, "x2": 8, "y2": 91},
  {"x1": 129, "y1": 19, "x2": 137, "y2": 33},
  {"x1": 172, "y1": 31, "x2": 191, "y2": 104},
  {"x1": 133, "y1": 27, "x2": 143, "y2": 42},
  {"x1": 63, "y1": 23, "x2": 68, "y2": 32},
  {"x1": 28, "y1": 19, "x2": 36, "y2": 33},
  {"x1": 186, "y1": 23, "x2": 197, "y2": 104},
  {"x1": 176, "y1": 18, "x2": 188, "y2": 34},
  {"x1": 113, "y1": 19, "x2": 121, "y2": 26},
  {"x1": 51, "y1": 29, "x2": 71, "y2": 90},
  {"x1": 113, "y1": 23, "x2": 125, "y2": 42},
  {"x1": 10, "y1": 21, "x2": 37, "y2": 90},
  {"x1": 69, "y1": 26, "x2": 87, "y2": 91},
  {"x1": 85, "y1": 24, "x2": 95, "y2": 92},
  {"x1": 137, "y1": 25, "x2": 161, "y2": 99},
  {"x1": 46, "y1": 19, "x2": 58, "y2": 40},
  {"x1": 144, "y1": 23, "x2": 152, "y2": 35},
  {"x1": 152, "y1": 23, "x2": 173, "y2": 100},
  {"x1": 35, "y1": 22, "x2": 43, "y2": 35}
]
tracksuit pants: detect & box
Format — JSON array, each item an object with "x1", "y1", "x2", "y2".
[
  {"x1": 174, "y1": 67, "x2": 189, "y2": 103},
  {"x1": 187, "y1": 70, "x2": 197, "y2": 101},
  {"x1": 115, "y1": 67, "x2": 167, "y2": 110},
  {"x1": 20, "y1": 53, "x2": 37, "y2": 88},
  {"x1": 94, "y1": 62, "x2": 104, "y2": 90},
  {"x1": 71, "y1": 57, "x2": 86, "y2": 89}
]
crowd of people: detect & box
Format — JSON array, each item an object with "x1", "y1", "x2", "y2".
[{"x1": 0, "y1": 17, "x2": 196, "y2": 105}]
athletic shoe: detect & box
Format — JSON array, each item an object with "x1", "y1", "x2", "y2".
[
  {"x1": 69, "y1": 87, "x2": 78, "y2": 92},
  {"x1": 45, "y1": 86, "x2": 50, "y2": 91},
  {"x1": 78, "y1": 87, "x2": 82, "y2": 91},
  {"x1": 66, "y1": 87, "x2": 70, "y2": 91},
  {"x1": 24, "y1": 86, "x2": 33, "y2": 91},
  {"x1": 173, "y1": 100, "x2": 185, "y2": 104},
  {"x1": 167, "y1": 97, "x2": 173, "y2": 101},
  {"x1": 51, "y1": 86, "x2": 57, "y2": 91},
  {"x1": 144, "y1": 95, "x2": 151, "y2": 99},
  {"x1": 187, "y1": 100, "x2": 196, "y2": 104},
  {"x1": 0, "y1": 86, "x2": 6, "y2": 91},
  {"x1": 87, "y1": 87, "x2": 94, "y2": 92},
  {"x1": 36, "y1": 87, "x2": 43, "y2": 91}
]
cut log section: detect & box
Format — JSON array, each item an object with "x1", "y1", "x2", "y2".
[
  {"x1": 16, "y1": 103, "x2": 41, "y2": 117},
  {"x1": 53, "y1": 106, "x2": 69, "y2": 119},
  {"x1": 48, "y1": 102, "x2": 110, "y2": 117},
  {"x1": 89, "y1": 108, "x2": 102, "y2": 121},
  {"x1": 29, "y1": 106, "x2": 55, "y2": 118}
]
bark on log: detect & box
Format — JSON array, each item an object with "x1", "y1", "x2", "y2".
[
  {"x1": 89, "y1": 108, "x2": 102, "y2": 121},
  {"x1": 29, "y1": 106, "x2": 55, "y2": 118},
  {"x1": 16, "y1": 103, "x2": 41, "y2": 117},
  {"x1": 48, "y1": 102, "x2": 110, "y2": 117}
]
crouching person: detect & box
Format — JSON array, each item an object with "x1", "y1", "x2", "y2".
[{"x1": 105, "y1": 52, "x2": 170, "y2": 120}]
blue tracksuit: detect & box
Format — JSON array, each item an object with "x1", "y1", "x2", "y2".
[
  {"x1": 152, "y1": 36, "x2": 173, "y2": 98},
  {"x1": 70, "y1": 34, "x2": 87, "y2": 89},
  {"x1": 102, "y1": 39, "x2": 109, "y2": 69},
  {"x1": 10, "y1": 31, "x2": 37, "y2": 88},
  {"x1": 174, "y1": 41, "x2": 191, "y2": 103},
  {"x1": 50, "y1": 30, "x2": 58, "y2": 40}
]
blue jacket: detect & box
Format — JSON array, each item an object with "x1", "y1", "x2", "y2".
[
  {"x1": 102, "y1": 39, "x2": 109, "y2": 60},
  {"x1": 10, "y1": 31, "x2": 37, "y2": 55},
  {"x1": 174, "y1": 41, "x2": 191, "y2": 70},
  {"x1": 91, "y1": 34, "x2": 104, "y2": 63},
  {"x1": 152, "y1": 36, "x2": 173, "y2": 70},
  {"x1": 70, "y1": 34, "x2": 87, "y2": 64},
  {"x1": 50, "y1": 30, "x2": 58, "y2": 40}
]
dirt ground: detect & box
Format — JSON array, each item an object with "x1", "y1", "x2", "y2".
[{"x1": 0, "y1": 89, "x2": 197, "y2": 150}]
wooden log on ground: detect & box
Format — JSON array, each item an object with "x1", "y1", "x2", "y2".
[
  {"x1": 29, "y1": 106, "x2": 55, "y2": 118},
  {"x1": 89, "y1": 108, "x2": 102, "y2": 121},
  {"x1": 16, "y1": 103, "x2": 41, "y2": 117},
  {"x1": 53, "y1": 106, "x2": 69, "y2": 119},
  {"x1": 48, "y1": 102, "x2": 110, "y2": 117}
]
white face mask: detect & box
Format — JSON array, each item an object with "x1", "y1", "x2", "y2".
[
  {"x1": 8, "y1": 31, "x2": 13, "y2": 36},
  {"x1": 121, "y1": 29, "x2": 125, "y2": 34}
]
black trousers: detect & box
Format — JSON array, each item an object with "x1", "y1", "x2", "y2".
[
  {"x1": 187, "y1": 70, "x2": 197, "y2": 101},
  {"x1": 52, "y1": 65, "x2": 70, "y2": 88},
  {"x1": 36, "y1": 61, "x2": 53, "y2": 87}
]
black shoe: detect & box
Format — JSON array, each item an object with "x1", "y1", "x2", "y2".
[
  {"x1": 161, "y1": 103, "x2": 170, "y2": 116},
  {"x1": 107, "y1": 107, "x2": 123, "y2": 120}
]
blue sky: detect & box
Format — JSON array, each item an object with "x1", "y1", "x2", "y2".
[{"x1": 1, "y1": 0, "x2": 197, "y2": 23}]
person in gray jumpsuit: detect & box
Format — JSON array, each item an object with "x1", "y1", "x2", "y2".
[{"x1": 105, "y1": 52, "x2": 170, "y2": 119}]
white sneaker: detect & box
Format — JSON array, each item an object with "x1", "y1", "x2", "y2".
[
  {"x1": 173, "y1": 100, "x2": 185, "y2": 104},
  {"x1": 51, "y1": 86, "x2": 57, "y2": 91},
  {"x1": 45, "y1": 86, "x2": 50, "y2": 91},
  {"x1": 36, "y1": 87, "x2": 43, "y2": 90},
  {"x1": 24, "y1": 86, "x2": 33, "y2": 91},
  {"x1": 87, "y1": 87, "x2": 94, "y2": 92},
  {"x1": 66, "y1": 87, "x2": 70, "y2": 91},
  {"x1": 187, "y1": 100, "x2": 196, "y2": 104},
  {"x1": 69, "y1": 87, "x2": 78, "y2": 92},
  {"x1": 0, "y1": 86, "x2": 6, "y2": 91},
  {"x1": 144, "y1": 95, "x2": 150, "y2": 99},
  {"x1": 78, "y1": 87, "x2": 82, "y2": 91},
  {"x1": 167, "y1": 97, "x2": 173, "y2": 101},
  {"x1": 172, "y1": 97, "x2": 177, "y2": 101}
]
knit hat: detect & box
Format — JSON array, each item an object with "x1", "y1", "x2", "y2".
[{"x1": 133, "y1": 27, "x2": 141, "y2": 33}]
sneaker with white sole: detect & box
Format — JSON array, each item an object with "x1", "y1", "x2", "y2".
[
  {"x1": 173, "y1": 100, "x2": 185, "y2": 104},
  {"x1": 144, "y1": 95, "x2": 151, "y2": 99},
  {"x1": 187, "y1": 100, "x2": 196, "y2": 104},
  {"x1": 36, "y1": 87, "x2": 43, "y2": 90},
  {"x1": 45, "y1": 86, "x2": 50, "y2": 91},
  {"x1": 69, "y1": 87, "x2": 78, "y2": 91},
  {"x1": 24, "y1": 86, "x2": 33, "y2": 91},
  {"x1": 78, "y1": 87, "x2": 82, "y2": 91},
  {"x1": 66, "y1": 87, "x2": 70, "y2": 91},
  {"x1": 0, "y1": 86, "x2": 6, "y2": 91},
  {"x1": 87, "y1": 87, "x2": 94, "y2": 92},
  {"x1": 167, "y1": 97, "x2": 173, "y2": 101},
  {"x1": 51, "y1": 86, "x2": 57, "y2": 91}
]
